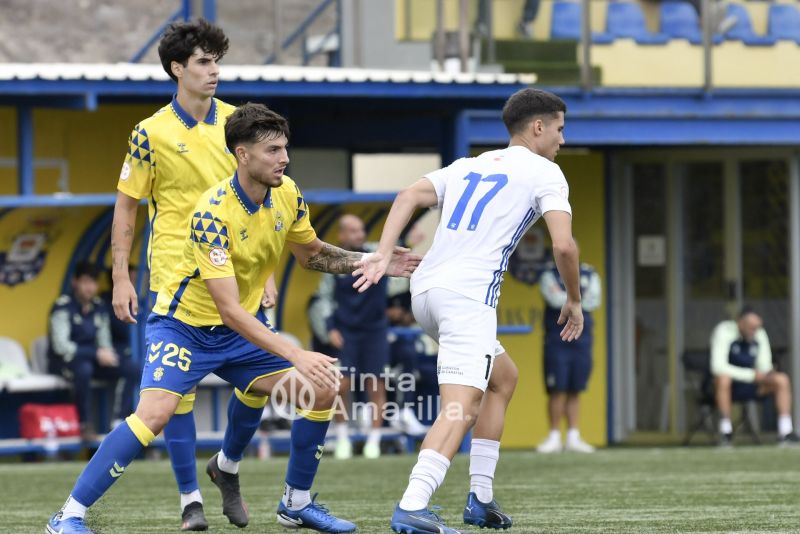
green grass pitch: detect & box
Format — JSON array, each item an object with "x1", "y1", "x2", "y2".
[{"x1": 2, "y1": 447, "x2": 799, "y2": 533}]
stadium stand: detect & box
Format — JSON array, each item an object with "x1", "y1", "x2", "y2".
[
  {"x1": 659, "y1": 0, "x2": 722, "y2": 45},
  {"x1": 724, "y1": 3, "x2": 776, "y2": 46},
  {"x1": 767, "y1": 2, "x2": 800, "y2": 44},
  {"x1": 606, "y1": 1, "x2": 670, "y2": 44},
  {"x1": 550, "y1": 0, "x2": 614, "y2": 43}
]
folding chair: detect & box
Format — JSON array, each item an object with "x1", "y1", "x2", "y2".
[{"x1": 682, "y1": 350, "x2": 760, "y2": 445}]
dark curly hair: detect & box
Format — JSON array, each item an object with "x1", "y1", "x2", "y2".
[
  {"x1": 158, "y1": 19, "x2": 229, "y2": 82},
  {"x1": 225, "y1": 103, "x2": 290, "y2": 158}
]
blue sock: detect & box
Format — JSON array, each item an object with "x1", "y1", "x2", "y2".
[
  {"x1": 286, "y1": 414, "x2": 331, "y2": 491},
  {"x1": 222, "y1": 394, "x2": 264, "y2": 461},
  {"x1": 164, "y1": 412, "x2": 198, "y2": 493},
  {"x1": 71, "y1": 421, "x2": 147, "y2": 507}
]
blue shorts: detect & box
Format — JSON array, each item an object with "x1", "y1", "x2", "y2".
[
  {"x1": 543, "y1": 334, "x2": 592, "y2": 393},
  {"x1": 732, "y1": 381, "x2": 760, "y2": 402},
  {"x1": 140, "y1": 313, "x2": 293, "y2": 397},
  {"x1": 338, "y1": 325, "x2": 390, "y2": 378}
]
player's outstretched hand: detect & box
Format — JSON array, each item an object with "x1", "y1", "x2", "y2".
[
  {"x1": 293, "y1": 350, "x2": 342, "y2": 390},
  {"x1": 351, "y1": 251, "x2": 391, "y2": 293},
  {"x1": 112, "y1": 276, "x2": 139, "y2": 324},
  {"x1": 557, "y1": 299, "x2": 583, "y2": 342},
  {"x1": 352, "y1": 246, "x2": 422, "y2": 293}
]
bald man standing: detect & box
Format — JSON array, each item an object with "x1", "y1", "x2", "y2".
[{"x1": 313, "y1": 214, "x2": 390, "y2": 459}]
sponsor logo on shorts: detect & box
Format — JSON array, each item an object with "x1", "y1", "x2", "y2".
[{"x1": 436, "y1": 365, "x2": 464, "y2": 376}]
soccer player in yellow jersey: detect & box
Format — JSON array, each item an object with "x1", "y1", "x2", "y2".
[
  {"x1": 47, "y1": 104, "x2": 421, "y2": 534},
  {"x1": 108, "y1": 19, "x2": 276, "y2": 530}
]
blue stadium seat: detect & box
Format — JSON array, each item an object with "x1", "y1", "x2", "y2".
[
  {"x1": 660, "y1": 1, "x2": 702, "y2": 43},
  {"x1": 725, "y1": 3, "x2": 776, "y2": 46},
  {"x1": 607, "y1": 1, "x2": 670, "y2": 44},
  {"x1": 550, "y1": 1, "x2": 614, "y2": 43},
  {"x1": 768, "y1": 3, "x2": 800, "y2": 43}
]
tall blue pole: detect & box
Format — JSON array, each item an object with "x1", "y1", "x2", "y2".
[
  {"x1": 202, "y1": 0, "x2": 216, "y2": 21},
  {"x1": 17, "y1": 105, "x2": 33, "y2": 196}
]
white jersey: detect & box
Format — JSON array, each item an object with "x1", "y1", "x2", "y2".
[{"x1": 411, "y1": 145, "x2": 572, "y2": 308}]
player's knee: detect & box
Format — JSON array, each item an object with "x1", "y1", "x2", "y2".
[
  {"x1": 774, "y1": 371, "x2": 790, "y2": 389},
  {"x1": 313, "y1": 384, "x2": 337, "y2": 409},
  {"x1": 715, "y1": 375, "x2": 732, "y2": 390},
  {"x1": 488, "y1": 357, "x2": 518, "y2": 397},
  {"x1": 135, "y1": 392, "x2": 179, "y2": 435}
]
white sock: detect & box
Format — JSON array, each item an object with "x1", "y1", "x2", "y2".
[
  {"x1": 367, "y1": 428, "x2": 381, "y2": 446},
  {"x1": 778, "y1": 415, "x2": 794, "y2": 437},
  {"x1": 469, "y1": 439, "x2": 500, "y2": 504},
  {"x1": 60, "y1": 495, "x2": 87, "y2": 520},
  {"x1": 180, "y1": 489, "x2": 203, "y2": 510},
  {"x1": 719, "y1": 418, "x2": 732, "y2": 435},
  {"x1": 566, "y1": 428, "x2": 581, "y2": 444},
  {"x1": 217, "y1": 450, "x2": 239, "y2": 475},
  {"x1": 399, "y1": 448, "x2": 450, "y2": 511},
  {"x1": 282, "y1": 483, "x2": 311, "y2": 511},
  {"x1": 336, "y1": 422, "x2": 349, "y2": 441}
]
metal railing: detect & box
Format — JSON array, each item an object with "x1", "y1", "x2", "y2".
[
  {"x1": 426, "y1": 0, "x2": 719, "y2": 92},
  {"x1": 129, "y1": 0, "x2": 218, "y2": 64},
  {"x1": 129, "y1": 0, "x2": 192, "y2": 64},
  {"x1": 264, "y1": 0, "x2": 343, "y2": 66}
]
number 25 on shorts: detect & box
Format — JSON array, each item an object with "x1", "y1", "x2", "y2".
[{"x1": 147, "y1": 341, "x2": 192, "y2": 372}]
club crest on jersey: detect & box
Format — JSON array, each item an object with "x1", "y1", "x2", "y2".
[
  {"x1": 176, "y1": 142, "x2": 189, "y2": 154},
  {"x1": 209, "y1": 247, "x2": 228, "y2": 267},
  {"x1": 274, "y1": 211, "x2": 284, "y2": 232}
]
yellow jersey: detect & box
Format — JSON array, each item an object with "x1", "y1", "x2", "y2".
[
  {"x1": 116, "y1": 96, "x2": 237, "y2": 292},
  {"x1": 153, "y1": 173, "x2": 316, "y2": 326}
]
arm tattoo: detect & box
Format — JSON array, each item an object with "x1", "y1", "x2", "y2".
[
  {"x1": 305, "y1": 243, "x2": 362, "y2": 274},
  {"x1": 111, "y1": 222, "x2": 135, "y2": 271}
]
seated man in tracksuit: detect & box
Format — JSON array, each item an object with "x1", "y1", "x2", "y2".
[
  {"x1": 48, "y1": 262, "x2": 139, "y2": 439},
  {"x1": 710, "y1": 306, "x2": 799, "y2": 446}
]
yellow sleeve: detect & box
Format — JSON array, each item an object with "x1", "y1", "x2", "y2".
[
  {"x1": 117, "y1": 123, "x2": 155, "y2": 200},
  {"x1": 287, "y1": 184, "x2": 317, "y2": 244},
  {"x1": 191, "y1": 210, "x2": 235, "y2": 280}
]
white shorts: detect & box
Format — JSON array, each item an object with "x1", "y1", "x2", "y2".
[{"x1": 412, "y1": 288, "x2": 506, "y2": 391}]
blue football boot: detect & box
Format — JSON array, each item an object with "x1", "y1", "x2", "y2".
[
  {"x1": 462, "y1": 492, "x2": 512, "y2": 530},
  {"x1": 276, "y1": 493, "x2": 357, "y2": 533},
  {"x1": 46, "y1": 512, "x2": 97, "y2": 534},
  {"x1": 391, "y1": 504, "x2": 471, "y2": 534}
]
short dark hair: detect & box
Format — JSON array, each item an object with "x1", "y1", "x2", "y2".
[
  {"x1": 158, "y1": 19, "x2": 229, "y2": 82},
  {"x1": 502, "y1": 89, "x2": 567, "y2": 136},
  {"x1": 225, "y1": 103, "x2": 290, "y2": 157},
  {"x1": 738, "y1": 305, "x2": 759, "y2": 320},
  {"x1": 73, "y1": 261, "x2": 100, "y2": 280}
]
